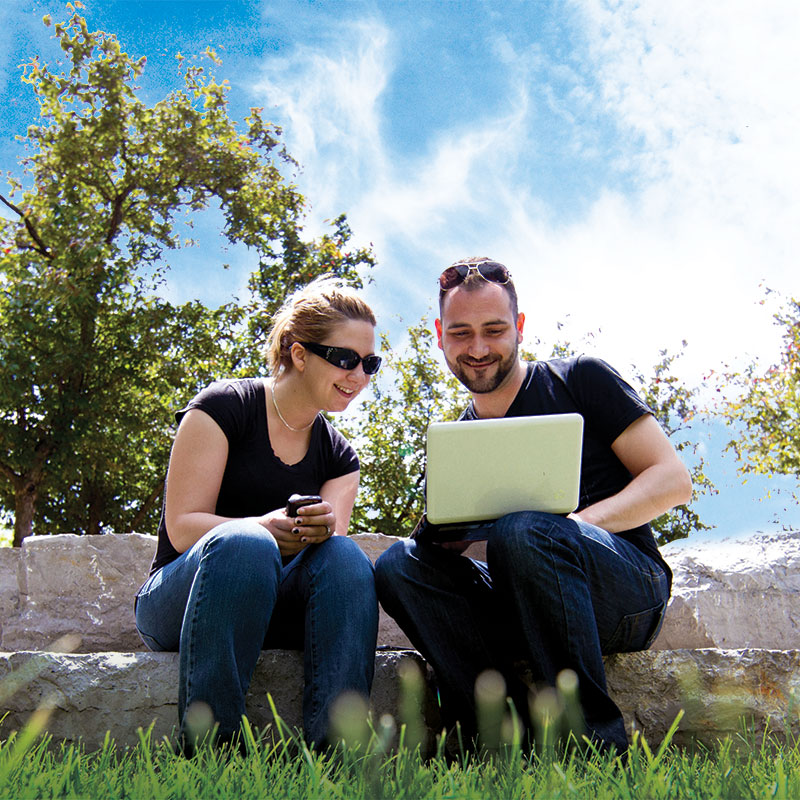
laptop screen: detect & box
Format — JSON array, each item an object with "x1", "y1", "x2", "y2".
[{"x1": 425, "y1": 413, "x2": 584, "y2": 525}]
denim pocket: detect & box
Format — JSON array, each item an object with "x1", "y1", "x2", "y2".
[{"x1": 601, "y1": 601, "x2": 666, "y2": 655}]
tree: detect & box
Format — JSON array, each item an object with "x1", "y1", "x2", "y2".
[
  {"x1": 343, "y1": 320, "x2": 467, "y2": 537},
  {"x1": 629, "y1": 346, "x2": 715, "y2": 544},
  {"x1": 721, "y1": 295, "x2": 800, "y2": 492},
  {"x1": 0, "y1": 11, "x2": 373, "y2": 545}
]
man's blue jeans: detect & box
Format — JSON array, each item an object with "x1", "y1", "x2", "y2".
[
  {"x1": 135, "y1": 520, "x2": 378, "y2": 747},
  {"x1": 375, "y1": 511, "x2": 669, "y2": 752}
]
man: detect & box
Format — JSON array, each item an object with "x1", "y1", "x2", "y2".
[{"x1": 375, "y1": 257, "x2": 692, "y2": 753}]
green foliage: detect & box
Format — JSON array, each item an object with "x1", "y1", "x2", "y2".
[
  {"x1": 343, "y1": 319, "x2": 467, "y2": 537},
  {"x1": 630, "y1": 345, "x2": 716, "y2": 545},
  {"x1": 721, "y1": 295, "x2": 800, "y2": 492},
  {"x1": 0, "y1": 11, "x2": 372, "y2": 544}
]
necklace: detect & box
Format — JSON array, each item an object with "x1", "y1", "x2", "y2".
[{"x1": 271, "y1": 384, "x2": 316, "y2": 432}]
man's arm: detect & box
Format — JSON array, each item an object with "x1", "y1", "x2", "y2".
[{"x1": 570, "y1": 414, "x2": 692, "y2": 533}]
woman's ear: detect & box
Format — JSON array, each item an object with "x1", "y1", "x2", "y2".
[{"x1": 289, "y1": 342, "x2": 307, "y2": 373}]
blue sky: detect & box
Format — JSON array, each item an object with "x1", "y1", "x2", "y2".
[{"x1": 1, "y1": 0, "x2": 799, "y2": 543}]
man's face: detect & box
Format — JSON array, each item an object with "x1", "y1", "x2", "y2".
[{"x1": 435, "y1": 283, "x2": 524, "y2": 394}]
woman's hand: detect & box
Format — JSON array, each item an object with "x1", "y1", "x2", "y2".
[{"x1": 256, "y1": 500, "x2": 335, "y2": 557}]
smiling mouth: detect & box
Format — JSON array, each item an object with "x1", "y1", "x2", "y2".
[
  {"x1": 335, "y1": 384, "x2": 355, "y2": 396},
  {"x1": 461, "y1": 358, "x2": 497, "y2": 369}
]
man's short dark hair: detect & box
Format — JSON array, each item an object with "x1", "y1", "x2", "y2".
[{"x1": 438, "y1": 256, "x2": 519, "y2": 321}]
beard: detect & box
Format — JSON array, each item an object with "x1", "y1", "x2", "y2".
[{"x1": 446, "y1": 345, "x2": 518, "y2": 394}]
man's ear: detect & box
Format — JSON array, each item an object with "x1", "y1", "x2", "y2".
[
  {"x1": 289, "y1": 342, "x2": 307, "y2": 372},
  {"x1": 434, "y1": 318, "x2": 444, "y2": 350},
  {"x1": 516, "y1": 312, "x2": 525, "y2": 343}
]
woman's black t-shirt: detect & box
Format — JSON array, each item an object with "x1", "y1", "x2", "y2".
[
  {"x1": 461, "y1": 356, "x2": 672, "y2": 583},
  {"x1": 150, "y1": 378, "x2": 359, "y2": 574}
]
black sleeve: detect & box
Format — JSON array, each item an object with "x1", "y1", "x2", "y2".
[
  {"x1": 176, "y1": 380, "x2": 250, "y2": 444},
  {"x1": 568, "y1": 356, "x2": 652, "y2": 445},
  {"x1": 322, "y1": 421, "x2": 360, "y2": 478}
]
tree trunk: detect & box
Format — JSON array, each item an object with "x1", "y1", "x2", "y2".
[
  {"x1": 128, "y1": 480, "x2": 164, "y2": 533},
  {"x1": 13, "y1": 478, "x2": 37, "y2": 547}
]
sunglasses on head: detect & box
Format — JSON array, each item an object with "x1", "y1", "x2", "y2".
[
  {"x1": 300, "y1": 341, "x2": 382, "y2": 375},
  {"x1": 438, "y1": 261, "x2": 512, "y2": 292}
]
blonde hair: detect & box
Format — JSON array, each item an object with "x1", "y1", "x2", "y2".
[{"x1": 266, "y1": 276, "x2": 377, "y2": 375}]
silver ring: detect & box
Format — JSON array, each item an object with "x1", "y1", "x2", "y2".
[{"x1": 326, "y1": 525, "x2": 331, "y2": 535}]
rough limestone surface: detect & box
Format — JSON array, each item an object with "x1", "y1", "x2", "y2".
[
  {"x1": 0, "y1": 532, "x2": 412, "y2": 652},
  {"x1": 0, "y1": 649, "x2": 436, "y2": 752},
  {"x1": 4, "y1": 530, "x2": 800, "y2": 653},
  {"x1": 1, "y1": 534, "x2": 154, "y2": 653},
  {"x1": 652, "y1": 531, "x2": 800, "y2": 650},
  {"x1": 350, "y1": 533, "x2": 412, "y2": 649},
  {"x1": 0, "y1": 547, "x2": 20, "y2": 642},
  {"x1": 2, "y1": 648, "x2": 797, "y2": 750},
  {"x1": 606, "y1": 648, "x2": 800, "y2": 747}
]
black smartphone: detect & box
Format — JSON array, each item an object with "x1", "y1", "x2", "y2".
[{"x1": 286, "y1": 494, "x2": 322, "y2": 517}]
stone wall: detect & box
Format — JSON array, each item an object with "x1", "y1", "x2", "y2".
[
  {"x1": 1, "y1": 530, "x2": 799, "y2": 750},
  {"x1": 0, "y1": 532, "x2": 413, "y2": 653}
]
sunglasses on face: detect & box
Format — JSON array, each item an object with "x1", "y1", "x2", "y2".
[
  {"x1": 300, "y1": 341, "x2": 382, "y2": 375},
  {"x1": 438, "y1": 261, "x2": 512, "y2": 292}
]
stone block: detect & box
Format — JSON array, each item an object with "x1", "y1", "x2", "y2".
[
  {"x1": 1, "y1": 533, "x2": 156, "y2": 653},
  {"x1": 0, "y1": 533, "x2": 413, "y2": 652},
  {"x1": 0, "y1": 548, "x2": 20, "y2": 642},
  {"x1": 606, "y1": 648, "x2": 800, "y2": 747},
  {"x1": 350, "y1": 533, "x2": 412, "y2": 648},
  {"x1": 653, "y1": 532, "x2": 800, "y2": 650},
  {"x1": 0, "y1": 649, "x2": 436, "y2": 752},
  {"x1": 2, "y1": 648, "x2": 797, "y2": 751}
]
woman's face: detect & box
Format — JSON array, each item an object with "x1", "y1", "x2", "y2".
[{"x1": 302, "y1": 319, "x2": 377, "y2": 412}]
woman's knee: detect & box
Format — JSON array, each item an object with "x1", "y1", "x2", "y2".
[
  {"x1": 314, "y1": 534, "x2": 374, "y2": 579},
  {"x1": 198, "y1": 520, "x2": 282, "y2": 587}
]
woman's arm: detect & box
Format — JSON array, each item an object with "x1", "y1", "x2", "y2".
[
  {"x1": 321, "y1": 470, "x2": 360, "y2": 535},
  {"x1": 165, "y1": 408, "x2": 300, "y2": 554},
  {"x1": 164, "y1": 409, "x2": 233, "y2": 553}
]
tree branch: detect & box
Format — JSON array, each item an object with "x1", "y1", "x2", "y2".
[
  {"x1": 105, "y1": 187, "x2": 132, "y2": 245},
  {"x1": 0, "y1": 458, "x2": 20, "y2": 485},
  {"x1": 0, "y1": 193, "x2": 53, "y2": 260}
]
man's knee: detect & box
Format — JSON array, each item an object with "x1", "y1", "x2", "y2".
[
  {"x1": 375, "y1": 539, "x2": 416, "y2": 599},
  {"x1": 487, "y1": 510, "x2": 582, "y2": 565}
]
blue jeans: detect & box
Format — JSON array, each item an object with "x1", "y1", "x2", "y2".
[
  {"x1": 135, "y1": 520, "x2": 378, "y2": 747},
  {"x1": 375, "y1": 511, "x2": 669, "y2": 752}
]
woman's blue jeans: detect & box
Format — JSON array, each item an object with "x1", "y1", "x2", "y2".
[
  {"x1": 375, "y1": 511, "x2": 669, "y2": 752},
  {"x1": 135, "y1": 520, "x2": 378, "y2": 747}
]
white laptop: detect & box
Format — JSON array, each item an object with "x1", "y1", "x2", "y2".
[{"x1": 425, "y1": 413, "x2": 584, "y2": 526}]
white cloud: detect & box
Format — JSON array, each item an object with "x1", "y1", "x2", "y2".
[
  {"x1": 248, "y1": 1, "x2": 798, "y2": 394},
  {"x1": 251, "y1": 19, "x2": 391, "y2": 220}
]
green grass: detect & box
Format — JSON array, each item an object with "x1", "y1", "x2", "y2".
[{"x1": 2, "y1": 715, "x2": 800, "y2": 799}]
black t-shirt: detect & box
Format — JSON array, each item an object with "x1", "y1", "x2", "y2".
[
  {"x1": 150, "y1": 378, "x2": 359, "y2": 574},
  {"x1": 461, "y1": 356, "x2": 671, "y2": 582}
]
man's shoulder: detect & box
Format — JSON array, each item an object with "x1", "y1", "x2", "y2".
[
  {"x1": 532, "y1": 354, "x2": 609, "y2": 373},
  {"x1": 529, "y1": 355, "x2": 623, "y2": 385}
]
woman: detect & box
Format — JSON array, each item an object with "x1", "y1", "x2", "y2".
[{"x1": 134, "y1": 277, "x2": 381, "y2": 750}]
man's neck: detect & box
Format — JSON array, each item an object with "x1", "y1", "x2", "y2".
[{"x1": 470, "y1": 359, "x2": 528, "y2": 419}]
